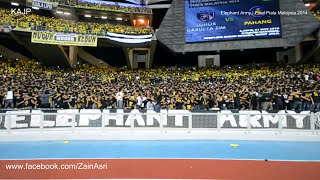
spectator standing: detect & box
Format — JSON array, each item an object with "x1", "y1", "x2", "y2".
[
  {"x1": 261, "y1": 90, "x2": 273, "y2": 111},
  {"x1": 312, "y1": 91, "x2": 320, "y2": 111},
  {"x1": 116, "y1": 88, "x2": 124, "y2": 108},
  {"x1": 274, "y1": 90, "x2": 284, "y2": 110},
  {"x1": 301, "y1": 91, "x2": 313, "y2": 111},
  {"x1": 4, "y1": 88, "x2": 14, "y2": 108},
  {"x1": 291, "y1": 90, "x2": 302, "y2": 111},
  {"x1": 39, "y1": 87, "x2": 56, "y2": 108}
]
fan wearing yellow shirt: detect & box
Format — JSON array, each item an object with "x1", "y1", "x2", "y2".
[{"x1": 185, "y1": 100, "x2": 193, "y2": 110}]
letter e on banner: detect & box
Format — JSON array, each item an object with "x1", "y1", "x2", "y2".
[
  {"x1": 5, "y1": 111, "x2": 29, "y2": 129},
  {"x1": 30, "y1": 110, "x2": 55, "y2": 127}
]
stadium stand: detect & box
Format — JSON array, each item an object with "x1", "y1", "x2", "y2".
[
  {"x1": 0, "y1": 56, "x2": 319, "y2": 111},
  {"x1": 72, "y1": 0, "x2": 152, "y2": 14},
  {"x1": 0, "y1": 8, "x2": 153, "y2": 35},
  {"x1": 52, "y1": 0, "x2": 152, "y2": 13},
  {"x1": 313, "y1": 10, "x2": 320, "y2": 21}
]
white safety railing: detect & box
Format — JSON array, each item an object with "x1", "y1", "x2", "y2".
[{"x1": 0, "y1": 111, "x2": 319, "y2": 135}]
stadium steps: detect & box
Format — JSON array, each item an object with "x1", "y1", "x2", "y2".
[
  {"x1": 0, "y1": 35, "x2": 35, "y2": 60},
  {"x1": 149, "y1": 39, "x2": 157, "y2": 68},
  {"x1": 299, "y1": 30, "x2": 320, "y2": 63},
  {"x1": 78, "y1": 48, "x2": 110, "y2": 66},
  {"x1": 10, "y1": 31, "x2": 71, "y2": 67},
  {"x1": 0, "y1": 44, "x2": 30, "y2": 61},
  {"x1": 298, "y1": 42, "x2": 320, "y2": 63},
  {"x1": 24, "y1": 42, "x2": 71, "y2": 67}
]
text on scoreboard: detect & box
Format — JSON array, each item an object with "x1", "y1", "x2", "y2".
[{"x1": 185, "y1": 0, "x2": 282, "y2": 43}]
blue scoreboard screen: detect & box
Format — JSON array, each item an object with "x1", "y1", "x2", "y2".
[{"x1": 185, "y1": 0, "x2": 282, "y2": 43}]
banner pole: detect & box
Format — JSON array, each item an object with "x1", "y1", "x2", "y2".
[
  {"x1": 246, "y1": 114, "x2": 251, "y2": 133},
  {"x1": 278, "y1": 114, "x2": 282, "y2": 134},
  {"x1": 311, "y1": 113, "x2": 315, "y2": 135},
  {"x1": 160, "y1": 113, "x2": 163, "y2": 133},
  {"x1": 101, "y1": 113, "x2": 105, "y2": 132},
  {"x1": 40, "y1": 112, "x2": 44, "y2": 133},
  {"x1": 71, "y1": 113, "x2": 76, "y2": 133},
  {"x1": 188, "y1": 112, "x2": 192, "y2": 133},
  {"x1": 6, "y1": 112, "x2": 11, "y2": 134},
  {"x1": 217, "y1": 112, "x2": 221, "y2": 132}
]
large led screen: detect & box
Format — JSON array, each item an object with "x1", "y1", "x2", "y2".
[{"x1": 185, "y1": 0, "x2": 282, "y2": 43}]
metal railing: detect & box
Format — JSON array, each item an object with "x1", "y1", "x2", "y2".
[{"x1": 0, "y1": 111, "x2": 319, "y2": 134}]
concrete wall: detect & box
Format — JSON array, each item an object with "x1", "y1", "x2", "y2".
[{"x1": 198, "y1": 55, "x2": 220, "y2": 67}]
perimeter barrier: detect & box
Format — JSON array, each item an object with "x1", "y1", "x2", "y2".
[{"x1": 0, "y1": 109, "x2": 320, "y2": 134}]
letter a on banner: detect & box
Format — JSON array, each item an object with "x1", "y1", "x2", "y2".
[{"x1": 125, "y1": 109, "x2": 145, "y2": 126}]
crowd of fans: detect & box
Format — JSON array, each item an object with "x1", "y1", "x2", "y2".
[
  {"x1": 0, "y1": 9, "x2": 153, "y2": 35},
  {"x1": 73, "y1": 0, "x2": 152, "y2": 14},
  {"x1": 0, "y1": 57, "x2": 320, "y2": 111},
  {"x1": 47, "y1": 0, "x2": 152, "y2": 14},
  {"x1": 312, "y1": 10, "x2": 320, "y2": 21}
]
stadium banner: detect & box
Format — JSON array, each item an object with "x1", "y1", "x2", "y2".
[
  {"x1": 0, "y1": 110, "x2": 318, "y2": 130},
  {"x1": 31, "y1": 32, "x2": 98, "y2": 47},
  {"x1": 106, "y1": 32, "x2": 153, "y2": 39},
  {"x1": 104, "y1": 32, "x2": 152, "y2": 45},
  {"x1": 26, "y1": 0, "x2": 58, "y2": 11},
  {"x1": 185, "y1": 0, "x2": 282, "y2": 43}
]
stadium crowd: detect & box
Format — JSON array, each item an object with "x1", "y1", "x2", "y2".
[
  {"x1": 0, "y1": 9, "x2": 153, "y2": 35},
  {"x1": 73, "y1": 0, "x2": 152, "y2": 14},
  {"x1": 52, "y1": 0, "x2": 152, "y2": 14},
  {"x1": 0, "y1": 57, "x2": 320, "y2": 111},
  {"x1": 312, "y1": 10, "x2": 320, "y2": 21}
]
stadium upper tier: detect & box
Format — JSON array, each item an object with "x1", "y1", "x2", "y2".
[
  {"x1": 313, "y1": 10, "x2": 320, "y2": 21},
  {"x1": 0, "y1": 9, "x2": 153, "y2": 35},
  {"x1": 0, "y1": 57, "x2": 320, "y2": 111},
  {"x1": 40, "y1": 0, "x2": 152, "y2": 14},
  {"x1": 73, "y1": 0, "x2": 152, "y2": 14}
]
